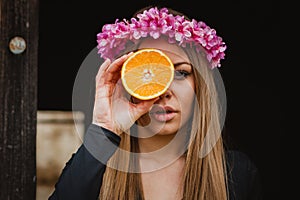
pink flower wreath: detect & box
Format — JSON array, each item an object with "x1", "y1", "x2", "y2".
[{"x1": 96, "y1": 7, "x2": 226, "y2": 69}]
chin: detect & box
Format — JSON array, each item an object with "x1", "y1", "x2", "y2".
[{"x1": 148, "y1": 122, "x2": 180, "y2": 136}]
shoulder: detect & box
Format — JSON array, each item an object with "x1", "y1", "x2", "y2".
[{"x1": 225, "y1": 150, "x2": 263, "y2": 200}]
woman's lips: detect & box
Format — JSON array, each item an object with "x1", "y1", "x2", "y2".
[{"x1": 150, "y1": 105, "x2": 177, "y2": 122}]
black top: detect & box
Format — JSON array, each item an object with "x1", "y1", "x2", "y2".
[{"x1": 48, "y1": 124, "x2": 263, "y2": 200}]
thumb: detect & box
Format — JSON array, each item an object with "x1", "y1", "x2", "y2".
[{"x1": 131, "y1": 97, "x2": 159, "y2": 121}]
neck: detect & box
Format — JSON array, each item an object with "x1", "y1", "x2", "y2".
[
  {"x1": 136, "y1": 127, "x2": 189, "y2": 172},
  {"x1": 138, "y1": 134, "x2": 175, "y2": 153}
]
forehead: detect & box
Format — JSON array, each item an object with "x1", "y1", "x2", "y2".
[{"x1": 138, "y1": 37, "x2": 190, "y2": 63}]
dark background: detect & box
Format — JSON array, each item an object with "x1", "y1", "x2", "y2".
[{"x1": 38, "y1": 0, "x2": 281, "y2": 199}]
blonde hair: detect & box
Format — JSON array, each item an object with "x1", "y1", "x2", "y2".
[{"x1": 99, "y1": 7, "x2": 228, "y2": 200}]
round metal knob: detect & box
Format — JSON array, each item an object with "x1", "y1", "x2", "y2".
[{"x1": 9, "y1": 36, "x2": 26, "y2": 54}]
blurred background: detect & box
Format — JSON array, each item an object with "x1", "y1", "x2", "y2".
[
  {"x1": 36, "y1": 0, "x2": 280, "y2": 199},
  {"x1": 36, "y1": 111, "x2": 84, "y2": 199}
]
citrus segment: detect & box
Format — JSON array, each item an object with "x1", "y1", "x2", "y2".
[{"x1": 121, "y1": 49, "x2": 174, "y2": 100}]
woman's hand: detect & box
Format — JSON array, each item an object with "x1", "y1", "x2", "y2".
[{"x1": 92, "y1": 53, "x2": 158, "y2": 135}]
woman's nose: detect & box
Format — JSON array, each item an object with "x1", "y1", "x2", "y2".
[{"x1": 159, "y1": 90, "x2": 172, "y2": 99}]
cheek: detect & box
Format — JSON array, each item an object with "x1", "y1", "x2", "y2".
[
  {"x1": 172, "y1": 79, "x2": 195, "y2": 118},
  {"x1": 172, "y1": 78, "x2": 195, "y2": 105},
  {"x1": 179, "y1": 91, "x2": 195, "y2": 116}
]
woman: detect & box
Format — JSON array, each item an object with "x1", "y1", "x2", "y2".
[{"x1": 49, "y1": 6, "x2": 262, "y2": 200}]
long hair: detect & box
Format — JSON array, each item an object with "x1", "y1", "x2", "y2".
[{"x1": 99, "y1": 7, "x2": 228, "y2": 200}]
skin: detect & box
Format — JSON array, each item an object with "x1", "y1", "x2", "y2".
[
  {"x1": 93, "y1": 38, "x2": 195, "y2": 137},
  {"x1": 93, "y1": 38, "x2": 196, "y2": 200},
  {"x1": 92, "y1": 52, "x2": 158, "y2": 135},
  {"x1": 136, "y1": 38, "x2": 195, "y2": 139}
]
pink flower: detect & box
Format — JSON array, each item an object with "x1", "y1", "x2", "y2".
[{"x1": 96, "y1": 7, "x2": 226, "y2": 69}]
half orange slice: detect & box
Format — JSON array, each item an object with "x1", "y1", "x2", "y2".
[{"x1": 121, "y1": 49, "x2": 174, "y2": 100}]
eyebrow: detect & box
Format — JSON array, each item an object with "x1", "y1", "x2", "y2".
[{"x1": 173, "y1": 62, "x2": 193, "y2": 68}]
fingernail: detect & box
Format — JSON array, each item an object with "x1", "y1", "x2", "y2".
[
  {"x1": 153, "y1": 97, "x2": 159, "y2": 102},
  {"x1": 149, "y1": 105, "x2": 154, "y2": 110},
  {"x1": 104, "y1": 58, "x2": 111, "y2": 65}
]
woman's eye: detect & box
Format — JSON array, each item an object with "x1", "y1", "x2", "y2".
[{"x1": 174, "y1": 70, "x2": 191, "y2": 80}]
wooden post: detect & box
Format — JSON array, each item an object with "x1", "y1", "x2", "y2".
[{"x1": 0, "y1": 0, "x2": 39, "y2": 199}]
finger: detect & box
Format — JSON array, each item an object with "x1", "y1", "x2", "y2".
[
  {"x1": 112, "y1": 79, "x2": 125, "y2": 98},
  {"x1": 117, "y1": 79, "x2": 126, "y2": 93},
  {"x1": 96, "y1": 58, "x2": 111, "y2": 81},
  {"x1": 118, "y1": 81, "x2": 131, "y2": 100},
  {"x1": 97, "y1": 60, "x2": 121, "y2": 86},
  {"x1": 102, "y1": 52, "x2": 133, "y2": 84},
  {"x1": 106, "y1": 52, "x2": 133, "y2": 73},
  {"x1": 103, "y1": 71, "x2": 121, "y2": 85},
  {"x1": 131, "y1": 97, "x2": 159, "y2": 121}
]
